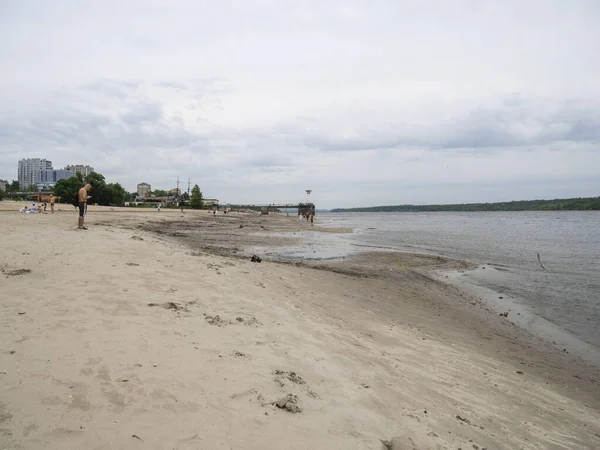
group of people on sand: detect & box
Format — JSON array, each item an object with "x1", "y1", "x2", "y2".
[
  {"x1": 298, "y1": 212, "x2": 314, "y2": 225},
  {"x1": 18, "y1": 184, "x2": 92, "y2": 231},
  {"x1": 208, "y1": 207, "x2": 230, "y2": 216},
  {"x1": 19, "y1": 196, "x2": 56, "y2": 214}
]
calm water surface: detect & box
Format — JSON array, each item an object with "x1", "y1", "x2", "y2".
[{"x1": 313, "y1": 212, "x2": 600, "y2": 349}]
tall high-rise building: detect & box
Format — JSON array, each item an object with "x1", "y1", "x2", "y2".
[
  {"x1": 18, "y1": 158, "x2": 53, "y2": 188},
  {"x1": 64, "y1": 164, "x2": 94, "y2": 176}
]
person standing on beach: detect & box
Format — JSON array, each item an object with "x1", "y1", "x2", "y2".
[
  {"x1": 77, "y1": 184, "x2": 91, "y2": 230},
  {"x1": 50, "y1": 195, "x2": 55, "y2": 214}
]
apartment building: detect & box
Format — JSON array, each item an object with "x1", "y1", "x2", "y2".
[
  {"x1": 64, "y1": 164, "x2": 94, "y2": 176},
  {"x1": 18, "y1": 158, "x2": 53, "y2": 187}
]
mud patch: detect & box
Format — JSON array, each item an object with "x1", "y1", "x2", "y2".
[
  {"x1": 147, "y1": 302, "x2": 188, "y2": 312},
  {"x1": 3, "y1": 268, "x2": 31, "y2": 276}
]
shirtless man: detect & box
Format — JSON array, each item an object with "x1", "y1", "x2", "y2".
[{"x1": 77, "y1": 184, "x2": 91, "y2": 230}]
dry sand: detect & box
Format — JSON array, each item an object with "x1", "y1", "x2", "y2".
[{"x1": 1, "y1": 202, "x2": 599, "y2": 449}]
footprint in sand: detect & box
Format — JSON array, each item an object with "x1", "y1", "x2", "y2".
[
  {"x1": 273, "y1": 370, "x2": 318, "y2": 398},
  {"x1": 203, "y1": 314, "x2": 262, "y2": 327},
  {"x1": 204, "y1": 314, "x2": 229, "y2": 326},
  {"x1": 273, "y1": 370, "x2": 305, "y2": 386}
]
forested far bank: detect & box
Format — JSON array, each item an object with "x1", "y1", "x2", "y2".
[{"x1": 331, "y1": 197, "x2": 600, "y2": 212}]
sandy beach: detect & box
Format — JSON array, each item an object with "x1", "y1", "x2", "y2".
[{"x1": 1, "y1": 202, "x2": 599, "y2": 450}]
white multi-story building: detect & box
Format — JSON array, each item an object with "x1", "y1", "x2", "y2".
[
  {"x1": 18, "y1": 158, "x2": 53, "y2": 188},
  {"x1": 0, "y1": 179, "x2": 8, "y2": 192},
  {"x1": 64, "y1": 164, "x2": 94, "y2": 176}
]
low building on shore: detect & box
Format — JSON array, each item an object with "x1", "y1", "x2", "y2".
[{"x1": 204, "y1": 198, "x2": 219, "y2": 208}]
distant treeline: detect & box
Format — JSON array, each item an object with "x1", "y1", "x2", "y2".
[{"x1": 331, "y1": 197, "x2": 600, "y2": 212}]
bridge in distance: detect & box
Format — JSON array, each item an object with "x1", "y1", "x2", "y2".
[{"x1": 231, "y1": 203, "x2": 315, "y2": 215}]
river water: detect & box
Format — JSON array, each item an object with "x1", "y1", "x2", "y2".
[{"x1": 268, "y1": 212, "x2": 600, "y2": 353}]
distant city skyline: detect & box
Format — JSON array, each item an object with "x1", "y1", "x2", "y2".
[{"x1": 15, "y1": 158, "x2": 95, "y2": 190}]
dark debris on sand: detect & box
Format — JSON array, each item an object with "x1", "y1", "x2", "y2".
[
  {"x1": 273, "y1": 394, "x2": 302, "y2": 413},
  {"x1": 274, "y1": 370, "x2": 306, "y2": 385},
  {"x1": 147, "y1": 302, "x2": 187, "y2": 311},
  {"x1": 3, "y1": 268, "x2": 32, "y2": 276}
]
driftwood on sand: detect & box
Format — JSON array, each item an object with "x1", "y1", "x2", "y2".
[{"x1": 537, "y1": 252, "x2": 547, "y2": 270}]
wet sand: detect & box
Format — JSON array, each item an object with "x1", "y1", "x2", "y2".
[{"x1": 1, "y1": 203, "x2": 599, "y2": 449}]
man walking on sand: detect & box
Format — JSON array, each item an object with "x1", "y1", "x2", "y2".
[{"x1": 77, "y1": 184, "x2": 91, "y2": 230}]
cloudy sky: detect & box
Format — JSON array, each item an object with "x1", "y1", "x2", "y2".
[{"x1": 1, "y1": 0, "x2": 599, "y2": 208}]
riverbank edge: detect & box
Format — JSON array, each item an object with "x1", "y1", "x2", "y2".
[{"x1": 134, "y1": 212, "x2": 600, "y2": 384}]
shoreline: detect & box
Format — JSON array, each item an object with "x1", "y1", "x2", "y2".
[
  {"x1": 181, "y1": 208, "x2": 600, "y2": 369},
  {"x1": 118, "y1": 205, "x2": 600, "y2": 369},
  {"x1": 1, "y1": 204, "x2": 599, "y2": 449},
  {"x1": 133, "y1": 208, "x2": 600, "y2": 377},
  {"x1": 440, "y1": 267, "x2": 600, "y2": 368},
  {"x1": 257, "y1": 211, "x2": 600, "y2": 367}
]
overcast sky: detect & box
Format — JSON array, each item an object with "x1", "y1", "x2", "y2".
[{"x1": 1, "y1": 0, "x2": 599, "y2": 208}]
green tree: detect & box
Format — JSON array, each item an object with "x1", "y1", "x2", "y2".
[
  {"x1": 181, "y1": 191, "x2": 190, "y2": 201},
  {"x1": 53, "y1": 171, "x2": 128, "y2": 206},
  {"x1": 84, "y1": 172, "x2": 126, "y2": 206},
  {"x1": 53, "y1": 173, "x2": 84, "y2": 203},
  {"x1": 0, "y1": 187, "x2": 5, "y2": 200},
  {"x1": 105, "y1": 183, "x2": 126, "y2": 205},
  {"x1": 190, "y1": 184, "x2": 203, "y2": 209},
  {"x1": 84, "y1": 171, "x2": 107, "y2": 204},
  {"x1": 8, "y1": 180, "x2": 19, "y2": 192},
  {"x1": 152, "y1": 189, "x2": 168, "y2": 197}
]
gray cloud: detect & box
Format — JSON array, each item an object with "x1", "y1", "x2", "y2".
[
  {"x1": 255, "y1": 97, "x2": 600, "y2": 153},
  {"x1": 0, "y1": 0, "x2": 599, "y2": 207}
]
